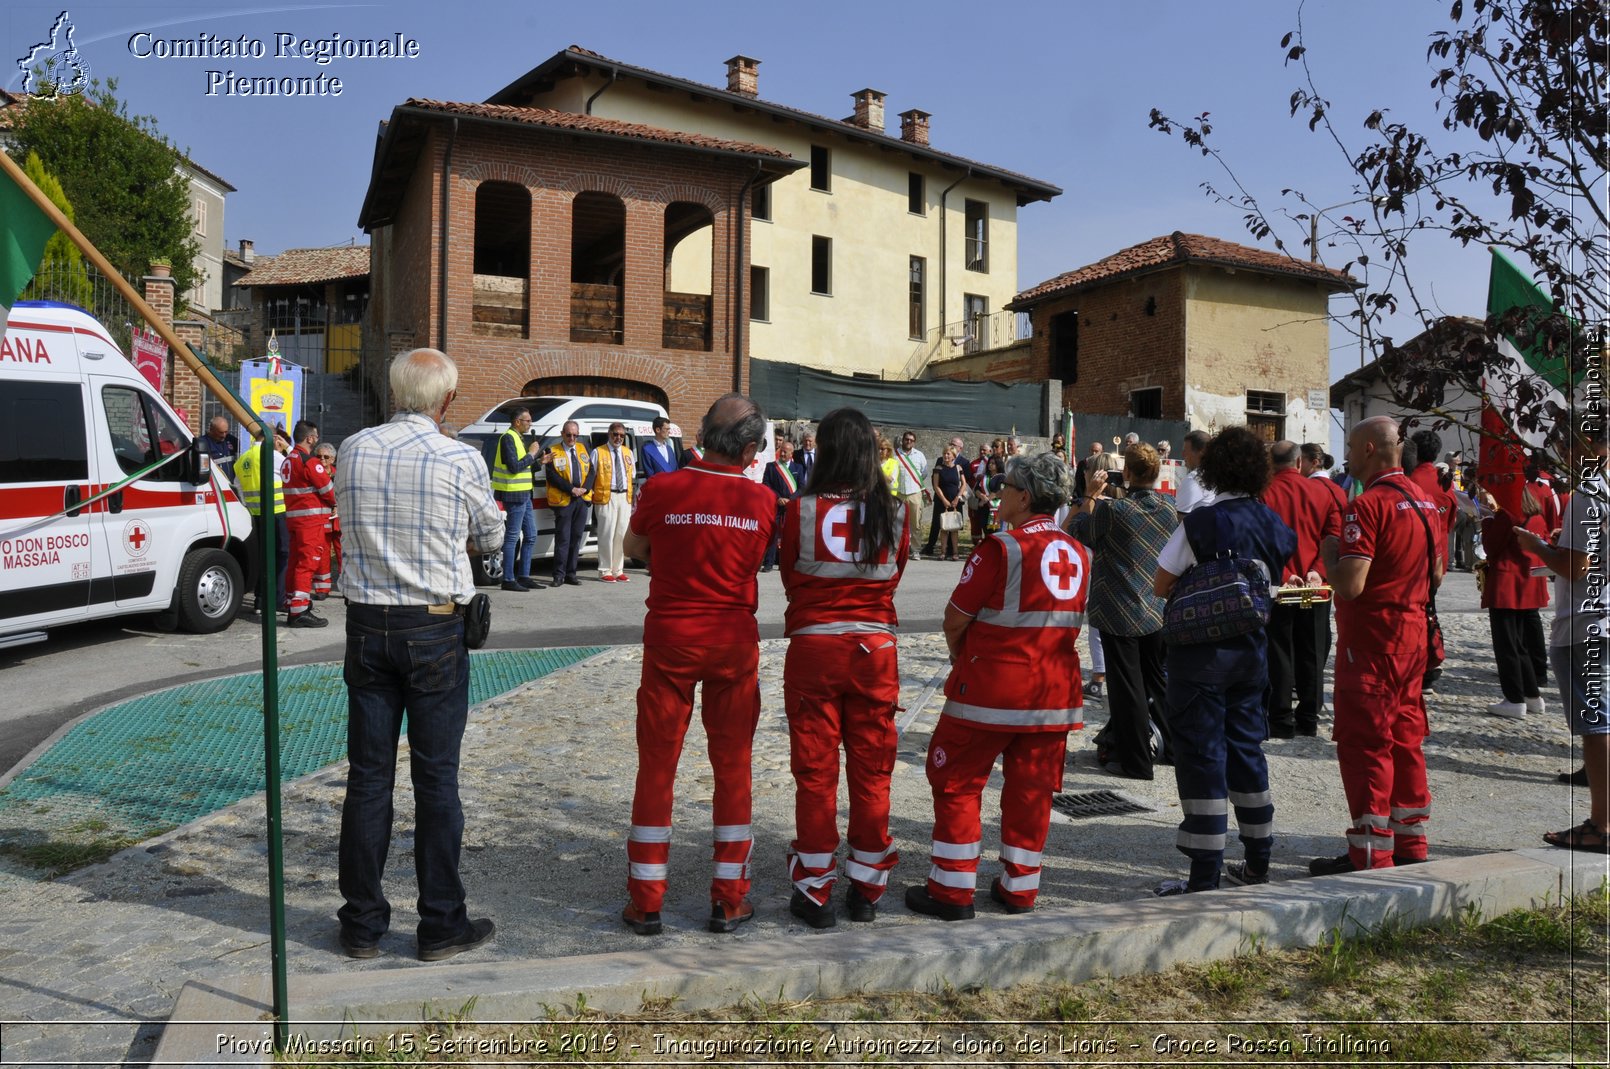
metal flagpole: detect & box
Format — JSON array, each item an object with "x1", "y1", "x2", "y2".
[
  {"x1": 5, "y1": 140, "x2": 292, "y2": 1041},
  {"x1": 257, "y1": 432, "x2": 290, "y2": 1047}
]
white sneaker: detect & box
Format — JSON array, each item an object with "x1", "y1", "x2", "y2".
[
  {"x1": 1525, "y1": 694, "x2": 1547, "y2": 715},
  {"x1": 1485, "y1": 700, "x2": 1527, "y2": 720}
]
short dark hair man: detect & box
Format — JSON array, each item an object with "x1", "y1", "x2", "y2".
[
  {"x1": 333, "y1": 347, "x2": 505, "y2": 961},
  {"x1": 642, "y1": 416, "x2": 679, "y2": 480},
  {"x1": 621, "y1": 393, "x2": 777, "y2": 936}
]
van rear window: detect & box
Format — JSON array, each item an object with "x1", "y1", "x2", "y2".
[{"x1": 0, "y1": 381, "x2": 88, "y2": 483}]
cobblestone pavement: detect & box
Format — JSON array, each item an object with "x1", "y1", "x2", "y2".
[{"x1": 0, "y1": 574, "x2": 1600, "y2": 1066}]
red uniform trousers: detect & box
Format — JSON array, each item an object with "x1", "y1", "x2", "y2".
[
  {"x1": 924, "y1": 716, "x2": 1068, "y2": 910},
  {"x1": 285, "y1": 516, "x2": 328, "y2": 614},
  {"x1": 315, "y1": 515, "x2": 339, "y2": 596},
  {"x1": 627, "y1": 642, "x2": 761, "y2": 913},
  {"x1": 783, "y1": 634, "x2": 901, "y2": 906},
  {"x1": 1332, "y1": 646, "x2": 1431, "y2": 868}
]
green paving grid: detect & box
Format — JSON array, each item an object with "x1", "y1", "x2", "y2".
[{"x1": 0, "y1": 647, "x2": 604, "y2": 836}]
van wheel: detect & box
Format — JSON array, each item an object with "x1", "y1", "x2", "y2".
[
  {"x1": 469, "y1": 548, "x2": 504, "y2": 587},
  {"x1": 176, "y1": 548, "x2": 243, "y2": 633}
]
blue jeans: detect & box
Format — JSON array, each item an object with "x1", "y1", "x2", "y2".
[
  {"x1": 502, "y1": 496, "x2": 536, "y2": 580},
  {"x1": 552, "y1": 499, "x2": 588, "y2": 581},
  {"x1": 338, "y1": 604, "x2": 471, "y2": 945}
]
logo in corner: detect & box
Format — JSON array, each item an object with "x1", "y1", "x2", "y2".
[
  {"x1": 931, "y1": 746, "x2": 947, "y2": 769},
  {"x1": 17, "y1": 11, "x2": 90, "y2": 98},
  {"x1": 1343, "y1": 522, "x2": 1363, "y2": 544}
]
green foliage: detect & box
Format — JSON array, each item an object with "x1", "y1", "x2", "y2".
[
  {"x1": 19, "y1": 151, "x2": 91, "y2": 309},
  {"x1": 6, "y1": 80, "x2": 200, "y2": 307}
]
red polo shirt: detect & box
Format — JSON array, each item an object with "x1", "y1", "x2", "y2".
[
  {"x1": 1409, "y1": 462, "x2": 1458, "y2": 533},
  {"x1": 1261, "y1": 468, "x2": 1329, "y2": 582},
  {"x1": 1336, "y1": 469, "x2": 1443, "y2": 654},
  {"x1": 630, "y1": 459, "x2": 778, "y2": 647}
]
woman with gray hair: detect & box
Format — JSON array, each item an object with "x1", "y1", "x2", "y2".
[{"x1": 907, "y1": 453, "x2": 1090, "y2": 920}]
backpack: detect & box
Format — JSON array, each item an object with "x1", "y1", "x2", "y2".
[{"x1": 1161, "y1": 506, "x2": 1273, "y2": 646}]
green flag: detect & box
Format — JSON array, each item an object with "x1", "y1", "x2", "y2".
[
  {"x1": 1481, "y1": 249, "x2": 1567, "y2": 513},
  {"x1": 0, "y1": 162, "x2": 58, "y2": 338}
]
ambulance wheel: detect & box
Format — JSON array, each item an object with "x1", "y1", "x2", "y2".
[
  {"x1": 469, "y1": 548, "x2": 504, "y2": 587},
  {"x1": 176, "y1": 548, "x2": 244, "y2": 633}
]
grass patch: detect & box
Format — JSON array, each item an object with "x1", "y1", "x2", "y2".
[
  {"x1": 0, "y1": 832, "x2": 138, "y2": 876},
  {"x1": 278, "y1": 893, "x2": 1610, "y2": 1065}
]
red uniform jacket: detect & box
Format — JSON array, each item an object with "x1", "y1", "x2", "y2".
[
  {"x1": 943, "y1": 516, "x2": 1089, "y2": 732},
  {"x1": 780, "y1": 493, "x2": 909, "y2": 636},
  {"x1": 1479, "y1": 483, "x2": 1557, "y2": 611}
]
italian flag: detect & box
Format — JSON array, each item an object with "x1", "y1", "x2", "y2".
[
  {"x1": 0, "y1": 161, "x2": 57, "y2": 340},
  {"x1": 1480, "y1": 249, "x2": 1569, "y2": 515}
]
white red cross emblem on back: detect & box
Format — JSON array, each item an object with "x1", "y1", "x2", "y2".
[
  {"x1": 821, "y1": 502, "x2": 865, "y2": 563},
  {"x1": 1039, "y1": 541, "x2": 1081, "y2": 601}
]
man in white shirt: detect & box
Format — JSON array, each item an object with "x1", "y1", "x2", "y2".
[
  {"x1": 1173, "y1": 429, "x2": 1215, "y2": 514},
  {"x1": 334, "y1": 348, "x2": 504, "y2": 963}
]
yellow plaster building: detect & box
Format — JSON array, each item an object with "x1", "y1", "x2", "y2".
[{"x1": 485, "y1": 47, "x2": 1060, "y2": 379}]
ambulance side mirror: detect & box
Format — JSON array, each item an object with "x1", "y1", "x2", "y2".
[{"x1": 187, "y1": 436, "x2": 212, "y2": 485}]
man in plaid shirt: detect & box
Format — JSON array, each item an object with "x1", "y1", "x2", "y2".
[{"x1": 333, "y1": 347, "x2": 504, "y2": 963}]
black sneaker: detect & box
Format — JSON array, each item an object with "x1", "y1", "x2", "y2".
[
  {"x1": 338, "y1": 929, "x2": 380, "y2": 959},
  {"x1": 845, "y1": 885, "x2": 876, "y2": 923},
  {"x1": 287, "y1": 611, "x2": 328, "y2": 629},
  {"x1": 499, "y1": 580, "x2": 527, "y2": 592},
  {"x1": 516, "y1": 575, "x2": 540, "y2": 589},
  {"x1": 989, "y1": 878, "x2": 1033, "y2": 914},
  {"x1": 903, "y1": 884, "x2": 974, "y2": 921},
  {"x1": 1222, "y1": 861, "x2": 1269, "y2": 887},
  {"x1": 1308, "y1": 853, "x2": 1355, "y2": 877},
  {"x1": 789, "y1": 890, "x2": 836, "y2": 929},
  {"x1": 417, "y1": 918, "x2": 494, "y2": 962},
  {"x1": 1268, "y1": 724, "x2": 1296, "y2": 740}
]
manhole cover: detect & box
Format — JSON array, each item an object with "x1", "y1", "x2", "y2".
[{"x1": 1051, "y1": 789, "x2": 1152, "y2": 819}]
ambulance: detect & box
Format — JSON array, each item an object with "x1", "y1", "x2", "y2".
[{"x1": 0, "y1": 302, "x2": 254, "y2": 648}]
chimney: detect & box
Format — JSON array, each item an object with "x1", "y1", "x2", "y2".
[
  {"x1": 899, "y1": 108, "x2": 930, "y2": 146},
  {"x1": 725, "y1": 55, "x2": 760, "y2": 97},
  {"x1": 850, "y1": 88, "x2": 886, "y2": 132},
  {"x1": 239, "y1": 238, "x2": 254, "y2": 263}
]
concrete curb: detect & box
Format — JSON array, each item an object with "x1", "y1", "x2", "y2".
[{"x1": 153, "y1": 848, "x2": 1606, "y2": 1064}]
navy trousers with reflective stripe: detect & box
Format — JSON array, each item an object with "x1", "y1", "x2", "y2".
[{"x1": 1165, "y1": 650, "x2": 1274, "y2": 890}]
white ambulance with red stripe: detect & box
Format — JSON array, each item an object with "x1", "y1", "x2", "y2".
[{"x1": 0, "y1": 302, "x2": 253, "y2": 648}]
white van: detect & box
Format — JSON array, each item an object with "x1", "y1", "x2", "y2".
[
  {"x1": 0, "y1": 302, "x2": 254, "y2": 648},
  {"x1": 460, "y1": 395, "x2": 676, "y2": 582}
]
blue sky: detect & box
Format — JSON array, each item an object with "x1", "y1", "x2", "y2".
[{"x1": 5, "y1": 1, "x2": 1504, "y2": 397}]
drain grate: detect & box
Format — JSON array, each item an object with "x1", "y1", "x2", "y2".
[{"x1": 1051, "y1": 789, "x2": 1153, "y2": 819}]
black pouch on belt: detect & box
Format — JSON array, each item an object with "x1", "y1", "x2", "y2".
[{"x1": 462, "y1": 593, "x2": 492, "y2": 649}]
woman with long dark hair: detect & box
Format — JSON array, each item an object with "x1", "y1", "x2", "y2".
[{"x1": 779, "y1": 407, "x2": 910, "y2": 927}]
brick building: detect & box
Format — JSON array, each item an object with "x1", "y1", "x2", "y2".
[
  {"x1": 357, "y1": 99, "x2": 801, "y2": 425},
  {"x1": 478, "y1": 47, "x2": 1060, "y2": 381},
  {"x1": 934, "y1": 232, "x2": 1356, "y2": 444}
]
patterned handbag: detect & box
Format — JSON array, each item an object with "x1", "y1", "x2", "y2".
[{"x1": 1162, "y1": 509, "x2": 1273, "y2": 646}]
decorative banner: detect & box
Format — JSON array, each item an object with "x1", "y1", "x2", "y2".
[
  {"x1": 1157, "y1": 458, "x2": 1183, "y2": 497},
  {"x1": 238, "y1": 357, "x2": 303, "y2": 452},
  {"x1": 130, "y1": 326, "x2": 168, "y2": 392}
]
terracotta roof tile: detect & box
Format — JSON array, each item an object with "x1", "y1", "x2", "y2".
[
  {"x1": 1012, "y1": 231, "x2": 1356, "y2": 307},
  {"x1": 235, "y1": 246, "x2": 370, "y2": 287},
  {"x1": 403, "y1": 99, "x2": 795, "y2": 159}
]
